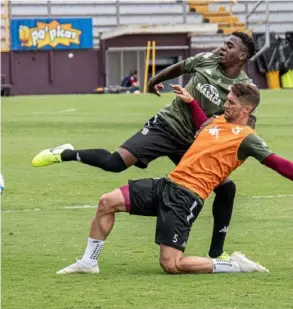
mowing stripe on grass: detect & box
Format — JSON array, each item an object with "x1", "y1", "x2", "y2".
[{"x1": 2, "y1": 194, "x2": 293, "y2": 213}]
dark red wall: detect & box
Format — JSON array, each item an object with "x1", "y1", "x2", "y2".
[
  {"x1": 104, "y1": 33, "x2": 190, "y2": 48},
  {"x1": 1, "y1": 49, "x2": 101, "y2": 95}
]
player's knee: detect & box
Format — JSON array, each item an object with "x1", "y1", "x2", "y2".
[
  {"x1": 216, "y1": 180, "x2": 236, "y2": 197},
  {"x1": 224, "y1": 180, "x2": 236, "y2": 197},
  {"x1": 97, "y1": 193, "x2": 115, "y2": 214},
  {"x1": 102, "y1": 152, "x2": 128, "y2": 173},
  {"x1": 227, "y1": 180, "x2": 236, "y2": 191},
  {"x1": 159, "y1": 256, "x2": 180, "y2": 274}
]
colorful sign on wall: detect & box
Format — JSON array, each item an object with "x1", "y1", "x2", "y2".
[{"x1": 10, "y1": 18, "x2": 93, "y2": 50}]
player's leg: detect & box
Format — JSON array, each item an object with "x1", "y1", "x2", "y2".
[
  {"x1": 159, "y1": 245, "x2": 268, "y2": 274},
  {"x1": 61, "y1": 147, "x2": 135, "y2": 171},
  {"x1": 159, "y1": 245, "x2": 213, "y2": 274},
  {"x1": 61, "y1": 115, "x2": 185, "y2": 170},
  {"x1": 56, "y1": 187, "x2": 128, "y2": 274},
  {"x1": 168, "y1": 153, "x2": 234, "y2": 260},
  {"x1": 155, "y1": 180, "x2": 268, "y2": 274},
  {"x1": 208, "y1": 178, "x2": 236, "y2": 259},
  {"x1": 32, "y1": 115, "x2": 179, "y2": 170},
  {"x1": 154, "y1": 178, "x2": 205, "y2": 272},
  {"x1": 31, "y1": 143, "x2": 135, "y2": 171},
  {"x1": 57, "y1": 178, "x2": 159, "y2": 275}
]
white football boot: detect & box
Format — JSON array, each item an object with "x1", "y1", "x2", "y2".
[
  {"x1": 231, "y1": 252, "x2": 269, "y2": 273},
  {"x1": 56, "y1": 259, "x2": 99, "y2": 275}
]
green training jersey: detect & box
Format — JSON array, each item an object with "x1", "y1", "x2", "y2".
[
  {"x1": 238, "y1": 134, "x2": 272, "y2": 162},
  {"x1": 158, "y1": 52, "x2": 253, "y2": 144}
]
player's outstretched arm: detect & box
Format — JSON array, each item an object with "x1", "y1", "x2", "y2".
[
  {"x1": 239, "y1": 134, "x2": 293, "y2": 181},
  {"x1": 147, "y1": 61, "x2": 185, "y2": 96},
  {"x1": 170, "y1": 84, "x2": 208, "y2": 130},
  {"x1": 147, "y1": 52, "x2": 214, "y2": 96},
  {"x1": 262, "y1": 154, "x2": 293, "y2": 181}
]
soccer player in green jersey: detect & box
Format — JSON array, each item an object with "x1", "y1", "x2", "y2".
[{"x1": 32, "y1": 32, "x2": 256, "y2": 260}]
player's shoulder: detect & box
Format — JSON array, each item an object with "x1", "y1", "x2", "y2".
[
  {"x1": 191, "y1": 52, "x2": 218, "y2": 64},
  {"x1": 184, "y1": 52, "x2": 219, "y2": 72},
  {"x1": 195, "y1": 52, "x2": 217, "y2": 59},
  {"x1": 237, "y1": 71, "x2": 255, "y2": 85},
  {"x1": 212, "y1": 114, "x2": 226, "y2": 124},
  {"x1": 243, "y1": 132, "x2": 267, "y2": 146}
]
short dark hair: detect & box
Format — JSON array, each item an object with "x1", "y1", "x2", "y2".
[
  {"x1": 231, "y1": 83, "x2": 260, "y2": 111},
  {"x1": 232, "y1": 31, "x2": 256, "y2": 59},
  {"x1": 130, "y1": 69, "x2": 137, "y2": 75}
]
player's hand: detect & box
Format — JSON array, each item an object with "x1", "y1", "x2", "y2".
[
  {"x1": 170, "y1": 84, "x2": 194, "y2": 103},
  {"x1": 147, "y1": 79, "x2": 164, "y2": 96}
]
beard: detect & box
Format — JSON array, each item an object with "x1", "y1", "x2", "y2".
[{"x1": 224, "y1": 111, "x2": 235, "y2": 122}]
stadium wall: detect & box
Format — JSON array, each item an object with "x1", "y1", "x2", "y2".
[{"x1": 1, "y1": 50, "x2": 102, "y2": 95}]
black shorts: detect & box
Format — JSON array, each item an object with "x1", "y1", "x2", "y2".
[
  {"x1": 120, "y1": 115, "x2": 191, "y2": 168},
  {"x1": 129, "y1": 177, "x2": 204, "y2": 252}
]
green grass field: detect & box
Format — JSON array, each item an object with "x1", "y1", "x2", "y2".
[{"x1": 1, "y1": 91, "x2": 293, "y2": 309}]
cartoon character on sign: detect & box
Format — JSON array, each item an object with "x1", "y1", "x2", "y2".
[{"x1": 19, "y1": 25, "x2": 30, "y2": 46}]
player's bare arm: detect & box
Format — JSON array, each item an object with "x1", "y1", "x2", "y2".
[{"x1": 147, "y1": 61, "x2": 185, "y2": 96}]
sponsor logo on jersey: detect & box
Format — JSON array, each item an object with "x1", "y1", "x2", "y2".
[
  {"x1": 196, "y1": 83, "x2": 221, "y2": 106},
  {"x1": 232, "y1": 127, "x2": 243, "y2": 135},
  {"x1": 207, "y1": 126, "x2": 220, "y2": 138}
]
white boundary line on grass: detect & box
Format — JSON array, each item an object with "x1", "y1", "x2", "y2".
[
  {"x1": 60, "y1": 108, "x2": 77, "y2": 113},
  {"x1": 31, "y1": 108, "x2": 76, "y2": 115},
  {"x1": 248, "y1": 194, "x2": 293, "y2": 199},
  {"x1": 2, "y1": 194, "x2": 293, "y2": 213}
]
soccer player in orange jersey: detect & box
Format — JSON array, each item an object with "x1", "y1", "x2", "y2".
[{"x1": 57, "y1": 84, "x2": 293, "y2": 275}]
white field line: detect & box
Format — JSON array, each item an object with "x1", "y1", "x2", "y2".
[
  {"x1": 2, "y1": 205, "x2": 96, "y2": 213},
  {"x1": 60, "y1": 108, "x2": 76, "y2": 113},
  {"x1": 31, "y1": 108, "x2": 76, "y2": 115},
  {"x1": 247, "y1": 194, "x2": 293, "y2": 199},
  {"x1": 2, "y1": 195, "x2": 293, "y2": 213}
]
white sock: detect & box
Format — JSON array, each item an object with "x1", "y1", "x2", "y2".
[
  {"x1": 212, "y1": 259, "x2": 242, "y2": 273},
  {"x1": 81, "y1": 238, "x2": 104, "y2": 267}
]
